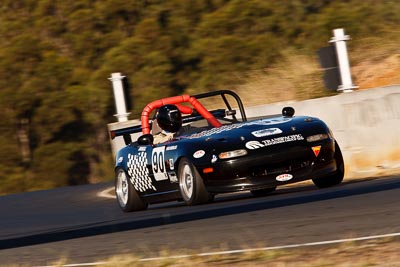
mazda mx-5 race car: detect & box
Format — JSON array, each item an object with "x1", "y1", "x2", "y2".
[{"x1": 110, "y1": 90, "x2": 344, "y2": 212}]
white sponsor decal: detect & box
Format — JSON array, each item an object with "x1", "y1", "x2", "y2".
[
  {"x1": 138, "y1": 146, "x2": 146, "y2": 152},
  {"x1": 261, "y1": 134, "x2": 304, "y2": 146},
  {"x1": 152, "y1": 146, "x2": 168, "y2": 181},
  {"x1": 166, "y1": 145, "x2": 178, "y2": 151},
  {"x1": 251, "y1": 128, "x2": 282, "y2": 138},
  {"x1": 117, "y1": 156, "x2": 123, "y2": 163},
  {"x1": 276, "y1": 173, "x2": 293, "y2": 182},
  {"x1": 168, "y1": 171, "x2": 178, "y2": 183},
  {"x1": 246, "y1": 134, "x2": 304, "y2": 150},
  {"x1": 248, "y1": 117, "x2": 291, "y2": 126},
  {"x1": 193, "y1": 150, "x2": 205, "y2": 158},
  {"x1": 246, "y1": 141, "x2": 265, "y2": 150},
  {"x1": 169, "y1": 158, "x2": 174, "y2": 170}
]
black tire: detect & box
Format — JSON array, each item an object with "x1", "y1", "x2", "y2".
[
  {"x1": 115, "y1": 168, "x2": 148, "y2": 212},
  {"x1": 250, "y1": 186, "x2": 277, "y2": 197},
  {"x1": 312, "y1": 142, "x2": 345, "y2": 188},
  {"x1": 178, "y1": 157, "x2": 212, "y2": 205}
]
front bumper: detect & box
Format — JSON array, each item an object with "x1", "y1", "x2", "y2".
[{"x1": 201, "y1": 141, "x2": 337, "y2": 193}]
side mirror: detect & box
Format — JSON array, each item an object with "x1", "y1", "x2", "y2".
[
  {"x1": 282, "y1": 107, "x2": 295, "y2": 117},
  {"x1": 137, "y1": 134, "x2": 154, "y2": 145}
]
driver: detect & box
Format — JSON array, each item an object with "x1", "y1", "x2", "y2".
[{"x1": 153, "y1": 104, "x2": 183, "y2": 144}]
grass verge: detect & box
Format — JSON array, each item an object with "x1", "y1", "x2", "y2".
[{"x1": 39, "y1": 237, "x2": 400, "y2": 267}]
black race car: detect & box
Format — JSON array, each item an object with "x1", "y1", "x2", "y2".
[{"x1": 110, "y1": 90, "x2": 344, "y2": 212}]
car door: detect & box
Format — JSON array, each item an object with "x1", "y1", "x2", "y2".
[{"x1": 146, "y1": 142, "x2": 180, "y2": 194}]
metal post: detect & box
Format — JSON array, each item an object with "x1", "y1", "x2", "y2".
[
  {"x1": 329, "y1": 28, "x2": 357, "y2": 92},
  {"x1": 109, "y1": 73, "x2": 130, "y2": 122}
]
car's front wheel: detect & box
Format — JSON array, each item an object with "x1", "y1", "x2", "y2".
[
  {"x1": 115, "y1": 168, "x2": 148, "y2": 212},
  {"x1": 312, "y1": 142, "x2": 345, "y2": 188},
  {"x1": 178, "y1": 158, "x2": 212, "y2": 205}
]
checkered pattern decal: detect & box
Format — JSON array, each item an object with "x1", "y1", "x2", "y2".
[
  {"x1": 187, "y1": 117, "x2": 292, "y2": 139},
  {"x1": 127, "y1": 152, "x2": 156, "y2": 192},
  {"x1": 188, "y1": 124, "x2": 243, "y2": 139}
]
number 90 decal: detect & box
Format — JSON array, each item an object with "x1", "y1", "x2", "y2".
[{"x1": 152, "y1": 147, "x2": 168, "y2": 181}]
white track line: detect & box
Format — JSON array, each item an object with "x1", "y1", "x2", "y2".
[
  {"x1": 96, "y1": 187, "x2": 115, "y2": 199},
  {"x1": 37, "y1": 232, "x2": 400, "y2": 267}
]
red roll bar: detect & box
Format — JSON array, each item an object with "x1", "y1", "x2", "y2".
[{"x1": 141, "y1": 95, "x2": 222, "y2": 134}]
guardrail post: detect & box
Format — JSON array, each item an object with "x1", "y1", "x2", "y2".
[
  {"x1": 329, "y1": 28, "x2": 357, "y2": 92},
  {"x1": 109, "y1": 72, "x2": 130, "y2": 122}
]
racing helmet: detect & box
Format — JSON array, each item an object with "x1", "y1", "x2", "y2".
[{"x1": 156, "y1": 104, "x2": 182, "y2": 133}]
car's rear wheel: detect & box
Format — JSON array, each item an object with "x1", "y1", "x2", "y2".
[
  {"x1": 250, "y1": 186, "x2": 277, "y2": 197},
  {"x1": 115, "y1": 168, "x2": 148, "y2": 212},
  {"x1": 178, "y1": 158, "x2": 212, "y2": 205},
  {"x1": 312, "y1": 142, "x2": 344, "y2": 188}
]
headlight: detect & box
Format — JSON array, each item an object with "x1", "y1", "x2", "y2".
[
  {"x1": 306, "y1": 134, "x2": 329, "y2": 142},
  {"x1": 219, "y1": 149, "x2": 247, "y2": 159}
]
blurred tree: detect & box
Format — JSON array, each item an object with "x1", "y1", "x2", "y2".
[{"x1": 0, "y1": 0, "x2": 398, "y2": 194}]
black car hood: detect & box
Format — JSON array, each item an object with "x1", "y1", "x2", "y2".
[{"x1": 182, "y1": 115, "x2": 321, "y2": 142}]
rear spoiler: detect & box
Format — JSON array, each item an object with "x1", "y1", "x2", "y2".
[{"x1": 109, "y1": 124, "x2": 142, "y2": 145}]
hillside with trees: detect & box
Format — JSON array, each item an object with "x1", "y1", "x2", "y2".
[{"x1": 0, "y1": 0, "x2": 399, "y2": 194}]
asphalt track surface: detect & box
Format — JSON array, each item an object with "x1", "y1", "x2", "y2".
[{"x1": 1, "y1": 175, "x2": 400, "y2": 266}]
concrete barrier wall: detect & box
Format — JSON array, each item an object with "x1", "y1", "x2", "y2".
[
  {"x1": 246, "y1": 85, "x2": 400, "y2": 178},
  {"x1": 108, "y1": 85, "x2": 400, "y2": 178}
]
